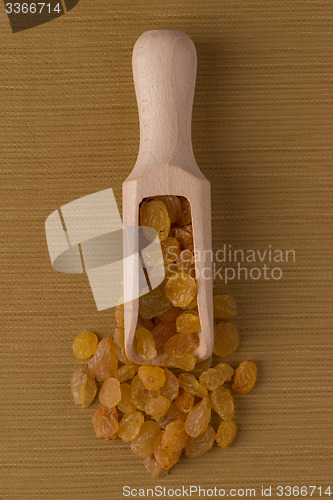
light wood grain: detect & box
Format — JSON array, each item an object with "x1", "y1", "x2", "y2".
[{"x1": 123, "y1": 30, "x2": 214, "y2": 364}]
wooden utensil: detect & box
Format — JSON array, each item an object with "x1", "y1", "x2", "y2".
[{"x1": 123, "y1": 29, "x2": 213, "y2": 365}]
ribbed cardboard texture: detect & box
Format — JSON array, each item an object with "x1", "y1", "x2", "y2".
[{"x1": 0, "y1": 1, "x2": 332, "y2": 499}]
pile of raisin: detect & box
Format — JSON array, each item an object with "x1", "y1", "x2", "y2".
[
  {"x1": 70, "y1": 196, "x2": 257, "y2": 477},
  {"x1": 71, "y1": 297, "x2": 257, "y2": 478}
]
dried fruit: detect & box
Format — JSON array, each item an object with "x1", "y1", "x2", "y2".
[
  {"x1": 232, "y1": 360, "x2": 257, "y2": 395},
  {"x1": 138, "y1": 366, "x2": 166, "y2": 391},
  {"x1": 88, "y1": 337, "x2": 118, "y2": 382},
  {"x1": 152, "y1": 321, "x2": 177, "y2": 354},
  {"x1": 176, "y1": 311, "x2": 201, "y2": 334},
  {"x1": 154, "y1": 434, "x2": 181, "y2": 471},
  {"x1": 178, "y1": 373, "x2": 208, "y2": 398},
  {"x1": 177, "y1": 197, "x2": 192, "y2": 226},
  {"x1": 156, "y1": 306, "x2": 182, "y2": 323},
  {"x1": 213, "y1": 295, "x2": 237, "y2": 319},
  {"x1": 161, "y1": 420, "x2": 189, "y2": 452},
  {"x1": 170, "y1": 226, "x2": 193, "y2": 251},
  {"x1": 164, "y1": 272, "x2": 197, "y2": 308},
  {"x1": 156, "y1": 403, "x2": 187, "y2": 429},
  {"x1": 176, "y1": 249, "x2": 195, "y2": 277},
  {"x1": 115, "y1": 363, "x2": 138, "y2": 383},
  {"x1": 163, "y1": 332, "x2": 199, "y2": 355},
  {"x1": 113, "y1": 327, "x2": 130, "y2": 364},
  {"x1": 92, "y1": 406, "x2": 118, "y2": 440},
  {"x1": 182, "y1": 295, "x2": 197, "y2": 310},
  {"x1": 160, "y1": 237, "x2": 181, "y2": 264},
  {"x1": 135, "y1": 327, "x2": 157, "y2": 360},
  {"x1": 130, "y1": 375, "x2": 149, "y2": 411},
  {"x1": 210, "y1": 387, "x2": 234, "y2": 420},
  {"x1": 143, "y1": 455, "x2": 168, "y2": 478},
  {"x1": 139, "y1": 287, "x2": 171, "y2": 319},
  {"x1": 117, "y1": 383, "x2": 137, "y2": 414},
  {"x1": 216, "y1": 420, "x2": 237, "y2": 450},
  {"x1": 160, "y1": 369, "x2": 179, "y2": 401},
  {"x1": 71, "y1": 368, "x2": 97, "y2": 408},
  {"x1": 99, "y1": 377, "x2": 121, "y2": 409},
  {"x1": 174, "y1": 390, "x2": 194, "y2": 414},
  {"x1": 118, "y1": 411, "x2": 144, "y2": 442},
  {"x1": 199, "y1": 363, "x2": 234, "y2": 391},
  {"x1": 72, "y1": 331, "x2": 98, "y2": 360},
  {"x1": 164, "y1": 354, "x2": 197, "y2": 371},
  {"x1": 130, "y1": 420, "x2": 161, "y2": 458},
  {"x1": 114, "y1": 303, "x2": 124, "y2": 328},
  {"x1": 145, "y1": 394, "x2": 171, "y2": 420},
  {"x1": 185, "y1": 396, "x2": 211, "y2": 437},
  {"x1": 154, "y1": 195, "x2": 181, "y2": 224},
  {"x1": 140, "y1": 199, "x2": 171, "y2": 241},
  {"x1": 213, "y1": 321, "x2": 239, "y2": 357},
  {"x1": 184, "y1": 425, "x2": 216, "y2": 458},
  {"x1": 192, "y1": 356, "x2": 213, "y2": 375}
]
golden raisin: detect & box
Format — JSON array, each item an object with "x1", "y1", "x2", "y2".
[
  {"x1": 170, "y1": 226, "x2": 193, "y2": 251},
  {"x1": 113, "y1": 327, "x2": 130, "y2": 364},
  {"x1": 178, "y1": 373, "x2": 208, "y2": 398},
  {"x1": 117, "y1": 383, "x2": 137, "y2": 414},
  {"x1": 99, "y1": 378, "x2": 121, "y2": 409},
  {"x1": 213, "y1": 294, "x2": 237, "y2": 319},
  {"x1": 138, "y1": 366, "x2": 166, "y2": 391},
  {"x1": 71, "y1": 368, "x2": 97, "y2": 408},
  {"x1": 199, "y1": 363, "x2": 234, "y2": 391},
  {"x1": 156, "y1": 306, "x2": 182, "y2": 323},
  {"x1": 163, "y1": 332, "x2": 199, "y2": 355},
  {"x1": 135, "y1": 327, "x2": 157, "y2": 360},
  {"x1": 184, "y1": 396, "x2": 211, "y2": 438},
  {"x1": 160, "y1": 369, "x2": 179, "y2": 401},
  {"x1": 130, "y1": 375, "x2": 149, "y2": 411},
  {"x1": 174, "y1": 390, "x2": 195, "y2": 414},
  {"x1": 164, "y1": 354, "x2": 197, "y2": 371},
  {"x1": 118, "y1": 411, "x2": 144, "y2": 442},
  {"x1": 160, "y1": 237, "x2": 181, "y2": 264},
  {"x1": 232, "y1": 360, "x2": 257, "y2": 395},
  {"x1": 143, "y1": 455, "x2": 168, "y2": 478},
  {"x1": 115, "y1": 363, "x2": 138, "y2": 383},
  {"x1": 130, "y1": 420, "x2": 161, "y2": 458},
  {"x1": 184, "y1": 425, "x2": 216, "y2": 458},
  {"x1": 92, "y1": 406, "x2": 118, "y2": 440},
  {"x1": 139, "y1": 287, "x2": 171, "y2": 319},
  {"x1": 177, "y1": 197, "x2": 192, "y2": 226},
  {"x1": 156, "y1": 403, "x2": 187, "y2": 429},
  {"x1": 164, "y1": 272, "x2": 197, "y2": 308},
  {"x1": 213, "y1": 321, "x2": 239, "y2": 357},
  {"x1": 72, "y1": 331, "x2": 98, "y2": 360},
  {"x1": 151, "y1": 321, "x2": 177, "y2": 354},
  {"x1": 140, "y1": 199, "x2": 171, "y2": 241},
  {"x1": 210, "y1": 386, "x2": 234, "y2": 420},
  {"x1": 216, "y1": 420, "x2": 237, "y2": 450},
  {"x1": 154, "y1": 434, "x2": 181, "y2": 471},
  {"x1": 192, "y1": 356, "x2": 213, "y2": 375},
  {"x1": 154, "y1": 195, "x2": 181, "y2": 224},
  {"x1": 176, "y1": 249, "x2": 195, "y2": 277},
  {"x1": 182, "y1": 295, "x2": 197, "y2": 310},
  {"x1": 176, "y1": 311, "x2": 201, "y2": 334},
  {"x1": 114, "y1": 303, "x2": 124, "y2": 328},
  {"x1": 88, "y1": 337, "x2": 118, "y2": 382},
  {"x1": 145, "y1": 394, "x2": 171, "y2": 420},
  {"x1": 161, "y1": 420, "x2": 189, "y2": 452}
]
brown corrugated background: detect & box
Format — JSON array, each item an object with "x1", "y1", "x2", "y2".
[{"x1": 1, "y1": 1, "x2": 332, "y2": 499}]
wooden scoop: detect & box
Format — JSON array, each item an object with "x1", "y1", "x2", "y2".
[{"x1": 123, "y1": 29, "x2": 213, "y2": 365}]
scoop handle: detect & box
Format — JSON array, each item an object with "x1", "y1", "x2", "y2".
[{"x1": 132, "y1": 30, "x2": 198, "y2": 173}]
